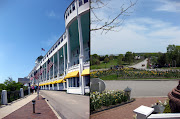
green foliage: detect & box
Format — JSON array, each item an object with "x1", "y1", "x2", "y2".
[
  {"x1": 151, "y1": 56, "x2": 157, "y2": 65},
  {"x1": 0, "y1": 83, "x2": 6, "y2": 92},
  {"x1": 125, "y1": 51, "x2": 133, "y2": 64},
  {"x1": 0, "y1": 77, "x2": 24, "y2": 92},
  {"x1": 117, "y1": 54, "x2": 124, "y2": 65},
  {"x1": 163, "y1": 101, "x2": 171, "y2": 113},
  {"x1": 90, "y1": 90, "x2": 128, "y2": 112},
  {"x1": 104, "y1": 57, "x2": 109, "y2": 63}
]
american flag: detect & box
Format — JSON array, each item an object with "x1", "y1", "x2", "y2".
[
  {"x1": 34, "y1": 70, "x2": 39, "y2": 79},
  {"x1": 39, "y1": 67, "x2": 44, "y2": 75},
  {"x1": 47, "y1": 59, "x2": 53, "y2": 73},
  {"x1": 41, "y1": 48, "x2": 45, "y2": 51},
  {"x1": 30, "y1": 77, "x2": 34, "y2": 80}
]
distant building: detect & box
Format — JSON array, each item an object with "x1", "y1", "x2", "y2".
[
  {"x1": 134, "y1": 56, "x2": 141, "y2": 60},
  {"x1": 18, "y1": 78, "x2": 30, "y2": 86}
]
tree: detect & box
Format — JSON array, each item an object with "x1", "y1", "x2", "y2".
[
  {"x1": 117, "y1": 54, "x2": 124, "y2": 65},
  {"x1": 3, "y1": 77, "x2": 24, "y2": 91},
  {"x1": 151, "y1": 56, "x2": 157, "y2": 65},
  {"x1": 0, "y1": 83, "x2": 6, "y2": 92},
  {"x1": 104, "y1": 57, "x2": 109, "y2": 63},
  {"x1": 166, "y1": 45, "x2": 180, "y2": 67},
  {"x1": 157, "y1": 53, "x2": 167, "y2": 67},
  {"x1": 125, "y1": 51, "x2": 133, "y2": 64},
  {"x1": 109, "y1": 54, "x2": 114, "y2": 60},
  {"x1": 91, "y1": 0, "x2": 138, "y2": 33}
]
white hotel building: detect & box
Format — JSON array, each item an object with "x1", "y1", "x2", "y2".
[{"x1": 28, "y1": 0, "x2": 90, "y2": 95}]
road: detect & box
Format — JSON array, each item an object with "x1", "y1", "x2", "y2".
[
  {"x1": 40, "y1": 90, "x2": 89, "y2": 119},
  {"x1": 104, "y1": 80, "x2": 179, "y2": 97},
  {"x1": 129, "y1": 58, "x2": 148, "y2": 69}
]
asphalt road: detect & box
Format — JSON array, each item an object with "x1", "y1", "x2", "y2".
[
  {"x1": 129, "y1": 58, "x2": 148, "y2": 69},
  {"x1": 104, "y1": 80, "x2": 179, "y2": 97},
  {"x1": 40, "y1": 90, "x2": 89, "y2": 119}
]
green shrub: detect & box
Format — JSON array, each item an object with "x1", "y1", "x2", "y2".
[{"x1": 90, "y1": 90, "x2": 127, "y2": 112}]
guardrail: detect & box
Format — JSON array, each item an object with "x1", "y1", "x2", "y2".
[
  {"x1": 7, "y1": 90, "x2": 21, "y2": 103},
  {"x1": 1, "y1": 87, "x2": 31, "y2": 105},
  {"x1": 0, "y1": 92, "x2": 2, "y2": 105}
]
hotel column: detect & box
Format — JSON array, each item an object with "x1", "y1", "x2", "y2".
[
  {"x1": 63, "y1": 46, "x2": 66, "y2": 75},
  {"x1": 53, "y1": 55, "x2": 55, "y2": 79},
  {"x1": 63, "y1": 46, "x2": 66, "y2": 90},
  {"x1": 52, "y1": 55, "x2": 54, "y2": 90},
  {"x1": 76, "y1": 1, "x2": 85, "y2": 95},
  {"x1": 49, "y1": 60, "x2": 50, "y2": 90},
  {"x1": 46, "y1": 61, "x2": 48, "y2": 90},
  {"x1": 66, "y1": 28, "x2": 71, "y2": 70},
  {"x1": 57, "y1": 50, "x2": 60, "y2": 90}
]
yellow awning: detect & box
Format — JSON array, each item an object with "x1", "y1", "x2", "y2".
[
  {"x1": 81, "y1": 69, "x2": 90, "y2": 76},
  {"x1": 51, "y1": 80, "x2": 57, "y2": 84},
  {"x1": 63, "y1": 80, "x2": 66, "y2": 83},
  {"x1": 64, "y1": 70, "x2": 79, "y2": 79},
  {"x1": 57, "y1": 79, "x2": 63, "y2": 83}
]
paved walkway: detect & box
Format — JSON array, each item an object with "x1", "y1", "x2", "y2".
[
  {"x1": 129, "y1": 58, "x2": 148, "y2": 69},
  {"x1": 0, "y1": 93, "x2": 37, "y2": 118},
  {"x1": 90, "y1": 97, "x2": 167, "y2": 119},
  {"x1": 40, "y1": 90, "x2": 89, "y2": 119},
  {"x1": 3, "y1": 95, "x2": 58, "y2": 119},
  {"x1": 104, "y1": 80, "x2": 178, "y2": 97}
]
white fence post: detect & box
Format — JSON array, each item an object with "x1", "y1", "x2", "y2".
[
  {"x1": 1, "y1": 90, "x2": 7, "y2": 105},
  {"x1": 28, "y1": 87, "x2": 30, "y2": 95},
  {"x1": 133, "y1": 105, "x2": 154, "y2": 119},
  {"x1": 20, "y1": 88, "x2": 24, "y2": 98}
]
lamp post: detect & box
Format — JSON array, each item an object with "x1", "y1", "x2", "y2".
[
  {"x1": 151, "y1": 103, "x2": 165, "y2": 114},
  {"x1": 32, "y1": 100, "x2": 36, "y2": 113},
  {"x1": 124, "y1": 87, "x2": 132, "y2": 100}
]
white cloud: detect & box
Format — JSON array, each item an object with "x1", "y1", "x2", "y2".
[
  {"x1": 154, "y1": 0, "x2": 180, "y2": 12},
  {"x1": 91, "y1": 17, "x2": 180, "y2": 55},
  {"x1": 47, "y1": 10, "x2": 56, "y2": 17}
]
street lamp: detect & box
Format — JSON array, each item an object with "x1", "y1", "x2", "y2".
[
  {"x1": 32, "y1": 100, "x2": 36, "y2": 113},
  {"x1": 124, "y1": 87, "x2": 132, "y2": 100},
  {"x1": 151, "y1": 103, "x2": 165, "y2": 114}
]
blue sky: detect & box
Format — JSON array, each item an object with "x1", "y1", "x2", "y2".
[
  {"x1": 91, "y1": 0, "x2": 180, "y2": 55},
  {"x1": 0, "y1": 0, "x2": 72, "y2": 83}
]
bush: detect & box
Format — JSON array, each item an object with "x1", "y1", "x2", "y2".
[{"x1": 90, "y1": 90, "x2": 128, "y2": 112}]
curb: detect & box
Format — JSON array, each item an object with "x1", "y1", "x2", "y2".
[
  {"x1": 134, "y1": 96, "x2": 168, "y2": 98},
  {"x1": 40, "y1": 94, "x2": 62, "y2": 119},
  {"x1": 90, "y1": 98, "x2": 135, "y2": 115},
  {"x1": 104, "y1": 79, "x2": 180, "y2": 81}
]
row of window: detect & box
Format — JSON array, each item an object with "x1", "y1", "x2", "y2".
[
  {"x1": 39, "y1": 34, "x2": 66, "y2": 67},
  {"x1": 65, "y1": 0, "x2": 88, "y2": 19}
]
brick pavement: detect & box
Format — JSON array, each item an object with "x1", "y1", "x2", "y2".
[
  {"x1": 3, "y1": 95, "x2": 58, "y2": 119},
  {"x1": 90, "y1": 97, "x2": 167, "y2": 119}
]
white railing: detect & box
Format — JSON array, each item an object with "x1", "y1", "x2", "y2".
[
  {"x1": 68, "y1": 64, "x2": 80, "y2": 72},
  {"x1": 134, "y1": 105, "x2": 180, "y2": 119},
  {"x1": 65, "y1": 0, "x2": 90, "y2": 27}
]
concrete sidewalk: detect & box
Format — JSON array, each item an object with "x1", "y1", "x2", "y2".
[{"x1": 0, "y1": 93, "x2": 37, "y2": 118}]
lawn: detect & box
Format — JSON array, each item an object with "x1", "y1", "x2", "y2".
[{"x1": 90, "y1": 59, "x2": 144, "y2": 70}]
